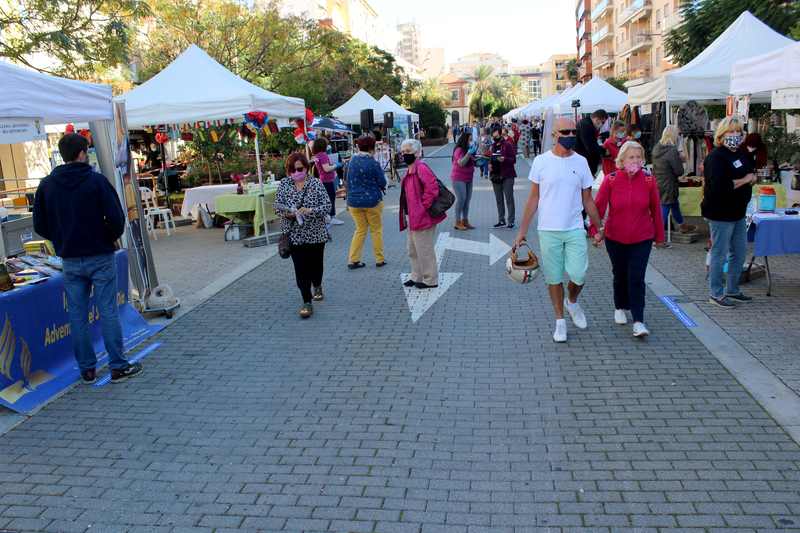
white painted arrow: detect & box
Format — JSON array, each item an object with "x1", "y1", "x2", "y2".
[{"x1": 402, "y1": 232, "x2": 511, "y2": 323}]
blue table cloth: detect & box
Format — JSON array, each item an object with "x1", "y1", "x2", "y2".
[{"x1": 747, "y1": 210, "x2": 800, "y2": 257}]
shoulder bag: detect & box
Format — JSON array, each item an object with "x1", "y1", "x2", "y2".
[{"x1": 416, "y1": 163, "x2": 454, "y2": 218}]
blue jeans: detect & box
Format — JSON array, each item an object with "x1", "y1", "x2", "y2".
[
  {"x1": 708, "y1": 218, "x2": 747, "y2": 299},
  {"x1": 661, "y1": 202, "x2": 684, "y2": 226},
  {"x1": 452, "y1": 180, "x2": 473, "y2": 221},
  {"x1": 62, "y1": 254, "x2": 128, "y2": 372}
]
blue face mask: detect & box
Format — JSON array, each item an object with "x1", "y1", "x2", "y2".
[
  {"x1": 558, "y1": 136, "x2": 577, "y2": 151},
  {"x1": 634, "y1": 131, "x2": 642, "y2": 139}
]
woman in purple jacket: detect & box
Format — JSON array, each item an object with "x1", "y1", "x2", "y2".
[
  {"x1": 399, "y1": 139, "x2": 446, "y2": 289},
  {"x1": 489, "y1": 126, "x2": 517, "y2": 229}
]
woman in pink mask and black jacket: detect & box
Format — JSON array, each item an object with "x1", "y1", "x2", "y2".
[{"x1": 590, "y1": 141, "x2": 665, "y2": 338}]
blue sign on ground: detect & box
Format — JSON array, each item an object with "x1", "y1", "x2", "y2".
[
  {"x1": 659, "y1": 295, "x2": 698, "y2": 328},
  {"x1": 0, "y1": 250, "x2": 162, "y2": 414}
]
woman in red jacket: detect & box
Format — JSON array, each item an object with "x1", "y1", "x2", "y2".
[
  {"x1": 591, "y1": 141, "x2": 665, "y2": 338},
  {"x1": 399, "y1": 138, "x2": 446, "y2": 289},
  {"x1": 601, "y1": 120, "x2": 626, "y2": 176}
]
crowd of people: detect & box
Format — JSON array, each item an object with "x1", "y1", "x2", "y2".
[{"x1": 30, "y1": 110, "x2": 763, "y2": 386}]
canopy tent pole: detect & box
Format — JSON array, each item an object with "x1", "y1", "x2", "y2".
[{"x1": 254, "y1": 131, "x2": 264, "y2": 189}]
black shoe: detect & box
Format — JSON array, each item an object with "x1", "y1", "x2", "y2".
[
  {"x1": 347, "y1": 262, "x2": 366, "y2": 270},
  {"x1": 312, "y1": 286, "x2": 324, "y2": 301},
  {"x1": 403, "y1": 279, "x2": 417, "y2": 287},
  {"x1": 708, "y1": 296, "x2": 736, "y2": 308},
  {"x1": 725, "y1": 292, "x2": 752, "y2": 302},
  {"x1": 493, "y1": 221, "x2": 506, "y2": 228},
  {"x1": 111, "y1": 362, "x2": 143, "y2": 383},
  {"x1": 81, "y1": 369, "x2": 96, "y2": 384},
  {"x1": 376, "y1": 261, "x2": 387, "y2": 268},
  {"x1": 506, "y1": 223, "x2": 515, "y2": 229},
  {"x1": 415, "y1": 282, "x2": 439, "y2": 289}
]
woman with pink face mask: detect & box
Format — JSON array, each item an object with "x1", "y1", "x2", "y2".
[
  {"x1": 275, "y1": 152, "x2": 332, "y2": 318},
  {"x1": 590, "y1": 141, "x2": 665, "y2": 338}
]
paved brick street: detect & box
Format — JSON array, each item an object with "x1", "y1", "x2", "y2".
[{"x1": 2, "y1": 145, "x2": 800, "y2": 532}]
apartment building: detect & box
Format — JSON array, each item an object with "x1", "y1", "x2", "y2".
[
  {"x1": 546, "y1": 54, "x2": 575, "y2": 94},
  {"x1": 589, "y1": 0, "x2": 682, "y2": 86},
  {"x1": 576, "y1": 0, "x2": 593, "y2": 82},
  {"x1": 448, "y1": 53, "x2": 511, "y2": 78},
  {"x1": 397, "y1": 22, "x2": 422, "y2": 66}
]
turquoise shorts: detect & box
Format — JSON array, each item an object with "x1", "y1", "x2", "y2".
[{"x1": 538, "y1": 229, "x2": 589, "y2": 285}]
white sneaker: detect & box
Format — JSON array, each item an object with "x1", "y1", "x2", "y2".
[
  {"x1": 330, "y1": 217, "x2": 345, "y2": 225},
  {"x1": 614, "y1": 309, "x2": 628, "y2": 325},
  {"x1": 632, "y1": 322, "x2": 650, "y2": 338},
  {"x1": 553, "y1": 319, "x2": 567, "y2": 343},
  {"x1": 564, "y1": 299, "x2": 587, "y2": 329}
]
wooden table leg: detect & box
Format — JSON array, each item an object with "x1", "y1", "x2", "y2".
[{"x1": 764, "y1": 256, "x2": 772, "y2": 296}]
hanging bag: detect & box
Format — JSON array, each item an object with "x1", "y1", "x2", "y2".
[{"x1": 415, "y1": 162, "x2": 454, "y2": 218}]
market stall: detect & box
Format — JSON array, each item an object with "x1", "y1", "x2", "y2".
[
  {"x1": 118, "y1": 45, "x2": 306, "y2": 240},
  {"x1": 331, "y1": 89, "x2": 381, "y2": 126},
  {"x1": 0, "y1": 61, "x2": 162, "y2": 413},
  {"x1": 568, "y1": 77, "x2": 628, "y2": 114},
  {"x1": 745, "y1": 209, "x2": 800, "y2": 296}
]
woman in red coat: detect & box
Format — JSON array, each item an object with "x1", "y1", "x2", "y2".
[
  {"x1": 590, "y1": 141, "x2": 665, "y2": 338},
  {"x1": 601, "y1": 120, "x2": 626, "y2": 176},
  {"x1": 399, "y1": 138, "x2": 446, "y2": 289}
]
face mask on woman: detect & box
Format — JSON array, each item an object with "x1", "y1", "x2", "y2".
[
  {"x1": 724, "y1": 134, "x2": 743, "y2": 151},
  {"x1": 616, "y1": 131, "x2": 626, "y2": 140},
  {"x1": 634, "y1": 131, "x2": 642, "y2": 140},
  {"x1": 624, "y1": 161, "x2": 643, "y2": 174},
  {"x1": 402, "y1": 153, "x2": 416, "y2": 165},
  {"x1": 291, "y1": 169, "x2": 307, "y2": 181}
]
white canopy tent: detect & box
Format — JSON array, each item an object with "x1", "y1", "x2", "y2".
[
  {"x1": 551, "y1": 83, "x2": 584, "y2": 115},
  {"x1": 568, "y1": 77, "x2": 627, "y2": 113},
  {"x1": 377, "y1": 95, "x2": 419, "y2": 123},
  {"x1": 331, "y1": 89, "x2": 381, "y2": 125},
  {"x1": 518, "y1": 93, "x2": 560, "y2": 118},
  {"x1": 118, "y1": 45, "x2": 306, "y2": 185},
  {"x1": 730, "y1": 41, "x2": 800, "y2": 98},
  {"x1": 629, "y1": 11, "x2": 794, "y2": 106},
  {"x1": 119, "y1": 45, "x2": 305, "y2": 128},
  {"x1": 503, "y1": 105, "x2": 526, "y2": 121},
  {"x1": 1, "y1": 60, "x2": 112, "y2": 125}
]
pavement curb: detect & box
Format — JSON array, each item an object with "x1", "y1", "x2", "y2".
[{"x1": 647, "y1": 263, "x2": 800, "y2": 445}]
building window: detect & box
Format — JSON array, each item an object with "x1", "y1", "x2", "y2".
[
  {"x1": 451, "y1": 89, "x2": 459, "y2": 102},
  {"x1": 656, "y1": 47, "x2": 662, "y2": 64},
  {"x1": 664, "y1": 3, "x2": 670, "y2": 17}
]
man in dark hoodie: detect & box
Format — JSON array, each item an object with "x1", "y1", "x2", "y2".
[{"x1": 33, "y1": 133, "x2": 143, "y2": 385}]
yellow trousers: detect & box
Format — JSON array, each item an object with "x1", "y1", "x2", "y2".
[{"x1": 348, "y1": 203, "x2": 385, "y2": 263}]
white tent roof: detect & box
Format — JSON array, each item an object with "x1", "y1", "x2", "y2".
[
  {"x1": 629, "y1": 11, "x2": 794, "y2": 105},
  {"x1": 377, "y1": 95, "x2": 419, "y2": 122},
  {"x1": 519, "y1": 93, "x2": 559, "y2": 117},
  {"x1": 503, "y1": 105, "x2": 526, "y2": 120},
  {"x1": 569, "y1": 77, "x2": 627, "y2": 113},
  {"x1": 118, "y1": 45, "x2": 305, "y2": 128},
  {"x1": 730, "y1": 41, "x2": 800, "y2": 97},
  {"x1": 331, "y1": 89, "x2": 380, "y2": 125},
  {"x1": 0, "y1": 60, "x2": 112, "y2": 124},
  {"x1": 552, "y1": 83, "x2": 584, "y2": 114}
]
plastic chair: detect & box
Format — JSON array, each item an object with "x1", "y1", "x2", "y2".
[{"x1": 140, "y1": 186, "x2": 175, "y2": 239}]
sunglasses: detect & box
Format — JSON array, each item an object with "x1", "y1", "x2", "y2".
[
  {"x1": 558, "y1": 129, "x2": 577, "y2": 136},
  {"x1": 293, "y1": 166, "x2": 306, "y2": 172}
]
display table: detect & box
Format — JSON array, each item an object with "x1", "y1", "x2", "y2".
[
  {"x1": 0, "y1": 250, "x2": 161, "y2": 414},
  {"x1": 214, "y1": 188, "x2": 278, "y2": 236},
  {"x1": 745, "y1": 209, "x2": 800, "y2": 296},
  {"x1": 679, "y1": 183, "x2": 788, "y2": 217},
  {"x1": 180, "y1": 184, "x2": 237, "y2": 217}
]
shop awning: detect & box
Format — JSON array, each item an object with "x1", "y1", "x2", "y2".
[
  {"x1": 118, "y1": 45, "x2": 305, "y2": 128},
  {"x1": 730, "y1": 41, "x2": 800, "y2": 98},
  {"x1": 330, "y1": 89, "x2": 380, "y2": 125},
  {"x1": 568, "y1": 77, "x2": 628, "y2": 113},
  {"x1": 377, "y1": 95, "x2": 419, "y2": 122}
]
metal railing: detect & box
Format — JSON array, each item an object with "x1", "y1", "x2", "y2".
[
  {"x1": 618, "y1": 32, "x2": 652, "y2": 55},
  {"x1": 592, "y1": 25, "x2": 610, "y2": 44},
  {"x1": 591, "y1": 0, "x2": 612, "y2": 21},
  {"x1": 619, "y1": 0, "x2": 649, "y2": 26}
]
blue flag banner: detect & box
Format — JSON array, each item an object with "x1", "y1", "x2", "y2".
[{"x1": 0, "y1": 250, "x2": 163, "y2": 414}]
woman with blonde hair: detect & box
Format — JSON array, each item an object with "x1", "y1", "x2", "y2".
[
  {"x1": 701, "y1": 115, "x2": 756, "y2": 308},
  {"x1": 590, "y1": 141, "x2": 665, "y2": 337},
  {"x1": 652, "y1": 125, "x2": 695, "y2": 234}
]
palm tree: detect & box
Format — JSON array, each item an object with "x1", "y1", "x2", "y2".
[
  {"x1": 408, "y1": 77, "x2": 448, "y2": 106},
  {"x1": 470, "y1": 65, "x2": 498, "y2": 121},
  {"x1": 501, "y1": 76, "x2": 527, "y2": 109}
]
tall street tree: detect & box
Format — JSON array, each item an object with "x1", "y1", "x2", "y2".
[
  {"x1": 665, "y1": 0, "x2": 800, "y2": 66},
  {"x1": 0, "y1": 0, "x2": 149, "y2": 78}
]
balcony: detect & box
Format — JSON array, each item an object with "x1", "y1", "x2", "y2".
[
  {"x1": 594, "y1": 56, "x2": 615, "y2": 70},
  {"x1": 618, "y1": 0, "x2": 651, "y2": 26},
  {"x1": 663, "y1": 11, "x2": 683, "y2": 30},
  {"x1": 592, "y1": 25, "x2": 611, "y2": 44},
  {"x1": 576, "y1": 0, "x2": 585, "y2": 21},
  {"x1": 579, "y1": 41, "x2": 590, "y2": 59},
  {"x1": 618, "y1": 31, "x2": 652, "y2": 56},
  {"x1": 591, "y1": 0, "x2": 612, "y2": 21},
  {"x1": 619, "y1": 64, "x2": 651, "y2": 80}
]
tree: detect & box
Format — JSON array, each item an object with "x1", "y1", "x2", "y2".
[
  {"x1": 0, "y1": 0, "x2": 149, "y2": 78},
  {"x1": 605, "y1": 77, "x2": 629, "y2": 92},
  {"x1": 566, "y1": 59, "x2": 580, "y2": 84},
  {"x1": 136, "y1": 0, "x2": 411, "y2": 115},
  {"x1": 469, "y1": 65, "x2": 502, "y2": 121},
  {"x1": 406, "y1": 78, "x2": 447, "y2": 107},
  {"x1": 408, "y1": 96, "x2": 446, "y2": 132},
  {"x1": 500, "y1": 76, "x2": 527, "y2": 109},
  {"x1": 665, "y1": 0, "x2": 800, "y2": 66}
]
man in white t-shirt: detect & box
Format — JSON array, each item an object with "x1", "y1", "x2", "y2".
[{"x1": 514, "y1": 117, "x2": 605, "y2": 343}]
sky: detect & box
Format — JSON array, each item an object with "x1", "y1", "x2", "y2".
[{"x1": 368, "y1": 0, "x2": 577, "y2": 67}]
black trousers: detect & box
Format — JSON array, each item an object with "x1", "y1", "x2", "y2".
[
  {"x1": 605, "y1": 238, "x2": 652, "y2": 323},
  {"x1": 290, "y1": 242, "x2": 325, "y2": 303},
  {"x1": 532, "y1": 139, "x2": 541, "y2": 155},
  {"x1": 323, "y1": 181, "x2": 336, "y2": 217}
]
